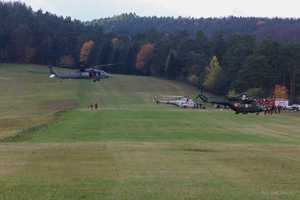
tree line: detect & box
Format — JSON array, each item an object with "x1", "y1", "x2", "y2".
[{"x1": 0, "y1": 2, "x2": 299, "y2": 102}]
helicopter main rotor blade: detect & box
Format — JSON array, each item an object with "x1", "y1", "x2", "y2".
[{"x1": 50, "y1": 65, "x2": 79, "y2": 69}]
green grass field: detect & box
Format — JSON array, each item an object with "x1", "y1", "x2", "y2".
[{"x1": 1, "y1": 64, "x2": 300, "y2": 200}]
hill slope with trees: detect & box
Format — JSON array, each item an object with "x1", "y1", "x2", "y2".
[{"x1": 0, "y1": 2, "x2": 299, "y2": 101}]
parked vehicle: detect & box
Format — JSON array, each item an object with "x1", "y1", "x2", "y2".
[{"x1": 286, "y1": 104, "x2": 300, "y2": 111}]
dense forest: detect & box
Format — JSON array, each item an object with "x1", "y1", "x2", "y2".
[
  {"x1": 0, "y1": 2, "x2": 299, "y2": 102},
  {"x1": 92, "y1": 13, "x2": 300, "y2": 42}
]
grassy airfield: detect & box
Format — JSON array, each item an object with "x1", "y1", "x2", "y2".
[{"x1": 1, "y1": 64, "x2": 300, "y2": 200}]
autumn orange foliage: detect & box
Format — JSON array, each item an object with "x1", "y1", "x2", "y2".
[
  {"x1": 273, "y1": 85, "x2": 289, "y2": 99},
  {"x1": 80, "y1": 40, "x2": 95, "y2": 64},
  {"x1": 135, "y1": 43, "x2": 154, "y2": 71}
]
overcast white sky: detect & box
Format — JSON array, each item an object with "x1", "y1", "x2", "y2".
[{"x1": 6, "y1": 0, "x2": 300, "y2": 21}]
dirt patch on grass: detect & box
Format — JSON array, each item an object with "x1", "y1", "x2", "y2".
[
  {"x1": 0, "y1": 111, "x2": 71, "y2": 143},
  {"x1": 0, "y1": 118, "x2": 27, "y2": 129},
  {"x1": 1, "y1": 123, "x2": 50, "y2": 142},
  {"x1": 0, "y1": 116, "x2": 53, "y2": 140},
  {"x1": 0, "y1": 118, "x2": 33, "y2": 139},
  {"x1": 182, "y1": 148, "x2": 219, "y2": 153},
  {"x1": 42, "y1": 99, "x2": 78, "y2": 112},
  {"x1": 0, "y1": 100, "x2": 77, "y2": 142}
]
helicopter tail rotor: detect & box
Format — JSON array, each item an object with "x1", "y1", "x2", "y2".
[{"x1": 48, "y1": 65, "x2": 57, "y2": 78}]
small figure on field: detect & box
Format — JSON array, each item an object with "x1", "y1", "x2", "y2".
[{"x1": 90, "y1": 104, "x2": 94, "y2": 110}]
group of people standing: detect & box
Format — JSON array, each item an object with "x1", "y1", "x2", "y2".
[{"x1": 256, "y1": 99, "x2": 282, "y2": 115}]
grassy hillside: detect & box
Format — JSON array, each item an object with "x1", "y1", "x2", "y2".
[
  {"x1": 1, "y1": 64, "x2": 300, "y2": 200},
  {"x1": 0, "y1": 64, "x2": 196, "y2": 140}
]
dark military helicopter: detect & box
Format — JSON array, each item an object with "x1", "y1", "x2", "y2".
[
  {"x1": 196, "y1": 93, "x2": 265, "y2": 115},
  {"x1": 48, "y1": 64, "x2": 119, "y2": 82}
]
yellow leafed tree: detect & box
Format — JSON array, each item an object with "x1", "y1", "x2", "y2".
[
  {"x1": 203, "y1": 56, "x2": 222, "y2": 92},
  {"x1": 273, "y1": 85, "x2": 289, "y2": 99}
]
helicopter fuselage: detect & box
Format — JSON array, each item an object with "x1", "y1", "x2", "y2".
[
  {"x1": 228, "y1": 101, "x2": 264, "y2": 114},
  {"x1": 197, "y1": 94, "x2": 265, "y2": 114},
  {"x1": 55, "y1": 71, "x2": 91, "y2": 79},
  {"x1": 48, "y1": 66, "x2": 109, "y2": 82}
]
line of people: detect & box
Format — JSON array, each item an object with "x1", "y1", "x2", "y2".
[
  {"x1": 263, "y1": 105, "x2": 282, "y2": 115},
  {"x1": 256, "y1": 99, "x2": 282, "y2": 115},
  {"x1": 89, "y1": 103, "x2": 99, "y2": 110}
]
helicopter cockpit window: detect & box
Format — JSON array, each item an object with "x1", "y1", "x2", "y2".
[{"x1": 242, "y1": 94, "x2": 248, "y2": 101}]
